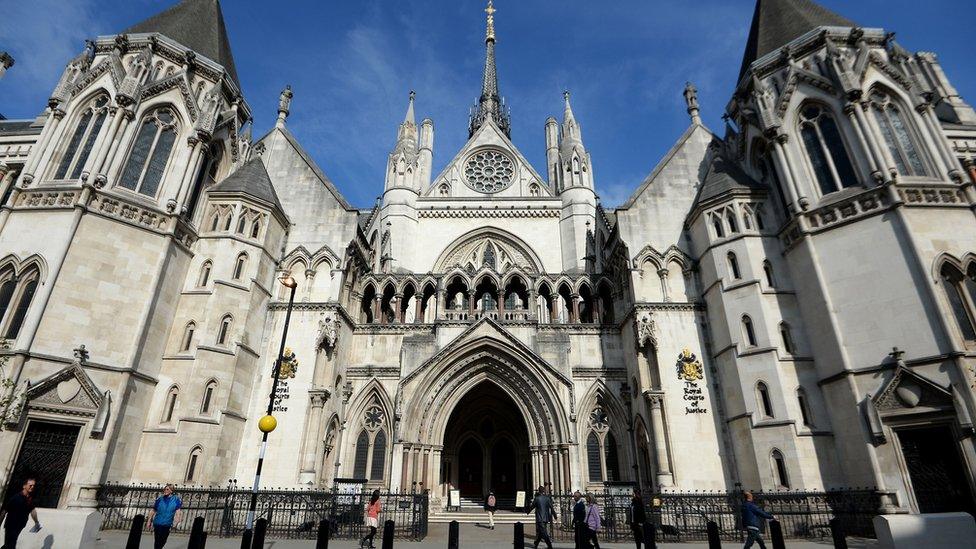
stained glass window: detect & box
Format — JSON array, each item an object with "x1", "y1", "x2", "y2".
[
  {"x1": 586, "y1": 431, "x2": 601, "y2": 482},
  {"x1": 54, "y1": 96, "x2": 108, "y2": 180},
  {"x1": 119, "y1": 107, "x2": 178, "y2": 196},
  {"x1": 370, "y1": 430, "x2": 387, "y2": 480},
  {"x1": 870, "y1": 91, "x2": 927, "y2": 176},
  {"x1": 799, "y1": 105, "x2": 858, "y2": 195}
]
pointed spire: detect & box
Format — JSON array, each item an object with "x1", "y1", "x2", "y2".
[
  {"x1": 683, "y1": 82, "x2": 702, "y2": 125},
  {"x1": 738, "y1": 0, "x2": 855, "y2": 81},
  {"x1": 124, "y1": 0, "x2": 239, "y2": 84},
  {"x1": 561, "y1": 90, "x2": 581, "y2": 142},
  {"x1": 404, "y1": 90, "x2": 416, "y2": 125},
  {"x1": 469, "y1": 0, "x2": 511, "y2": 138},
  {"x1": 276, "y1": 85, "x2": 293, "y2": 129}
]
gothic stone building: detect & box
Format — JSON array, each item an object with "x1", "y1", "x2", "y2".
[{"x1": 0, "y1": 0, "x2": 974, "y2": 515}]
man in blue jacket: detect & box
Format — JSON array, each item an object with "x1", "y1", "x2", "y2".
[{"x1": 741, "y1": 491, "x2": 774, "y2": 549}]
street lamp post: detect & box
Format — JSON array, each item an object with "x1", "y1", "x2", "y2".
[{"x1": 241, "y1": 274, "x2": 298, "y2": 549}]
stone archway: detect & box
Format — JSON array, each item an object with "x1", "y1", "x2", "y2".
[{"x1": 442, "y1": 381, "x2": 530, "y2": 501}]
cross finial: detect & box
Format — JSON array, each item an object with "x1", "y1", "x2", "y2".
[{"x1": 485, "y1": 0, "x2": 496, "y2": 42}]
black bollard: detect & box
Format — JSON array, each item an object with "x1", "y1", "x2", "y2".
[
  {"x1": 706, "y1": 520, "x2": 721, "y2": 549},
  {"x1": 643, "y1": 522, "x2": 657, "y2": 549},
  {"x1": 830, "y1": 517, "x2": 848, "y2": 549},
  {"x1": 316, "y1": 519, "x2": 330, "y2": 549},
  {"x1": 382, "y1": 519, "x2": 395, "y2": 549},
  {"x1": 448, "y1": 520, "x2": 459, "y2": 549},
  {"x1": 513, "y1": 522, "x2": 524, "y2": 549},
  {"x1": 188, "y1": 516, "x2": 206, "y2": 549},
  {"x1": 240, "y1": 529, "x2": 253, "y2": 549},
  {"x1": 125, "y1": 514, "x2": 144, "y2": 549},
  {"x1": 252, "y1": 517, "x2": 268, "y2": 549},
  {"x1": 769, "y1": 519, "x2": 786, "y2": 549}
]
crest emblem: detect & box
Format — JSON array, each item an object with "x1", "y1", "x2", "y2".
[
  {"x1": 277, "y1": 348, "x2": 298, "y2": 379},
  {"x1": 676, "y1": 348, "x2": 703, "y2": 382}
]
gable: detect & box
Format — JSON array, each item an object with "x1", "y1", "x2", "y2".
[
  {"x1": 424, "y1": 118, "x2": 550, "y2": 199},
  {"x1": 25, "y1": 362, "x2": 104, "y2": 418}
]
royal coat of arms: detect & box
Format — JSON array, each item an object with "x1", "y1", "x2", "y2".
[
  {"x1": 676, "y1": 348, "x2": 703, "y2": 382},
  {"x1": 278, "y1": 348, "x2": 298, "y2": 379}
]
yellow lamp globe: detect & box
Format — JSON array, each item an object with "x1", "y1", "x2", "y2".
[{"x1": 258, "y1": 414, "x2": 277, "y2": 433}]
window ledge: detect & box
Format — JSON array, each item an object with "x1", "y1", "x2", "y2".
[
  {"x1": 182, "y1": 416, "x2": 219, "y2": 425},
  {"x1": 196, "y1": 344, "x2": 235, "y2": 356},
  {"x1": 182, "y1": 288, "x2": 213, "y2": 296},
  {"x1": 738, "y1": 345, "x2": 777, "y2": 358},
  {"x1": 144, "y1": 427, "x2": 178, "y2": 434}
]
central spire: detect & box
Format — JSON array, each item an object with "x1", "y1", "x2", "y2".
[{"x1": 469, "y1": 0, "x2": 511, "y2": 138}]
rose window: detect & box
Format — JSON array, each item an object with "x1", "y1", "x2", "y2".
[
  {"x1": 364, "y1": 405, "x2": 384, "y2": 430},
  {"x1": 464, "y1": 150, "x2": 515, "y2": 193}
]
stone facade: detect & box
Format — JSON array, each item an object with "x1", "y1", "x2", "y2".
[{"x1": 0, "y1": 0, "x2": 974, "y2": 516}]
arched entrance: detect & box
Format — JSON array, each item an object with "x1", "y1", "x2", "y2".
[{"x1": 443, "y1": 381, "x2": 530, "y2": 500}]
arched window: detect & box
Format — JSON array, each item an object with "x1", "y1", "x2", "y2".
[
  {"x1": 233, "y1": 253, "x2": 247, "y2": 281},
  {"x1": 742, "y1": 209, "x2": 753, "y2": 230},
  {"x1": 236, "y1": 214, "x2": 247, "y2": 234},
  {"x1": 940, "y1": 264, "x2": 976, "y2": 341},
  {"x1": 185, "y1": 446, "x2": 202, "y2": 483},
  {"x1": 0, "y1": 273, "x2": 16, "y2": 325},
  {"x1": 586, "y1": 431, "x2": 601, "y2": 482},
  {"x1": 54, "y1": 95, "x2": 109, "y2": 180},
  {"x1": 438, "y1": 183, "x2": 450, "y2": 196},
  {"x1": 727, "y1": 252, "x2": 741, "y2": 280},
  {"x1": 742, "y1": 315, "x2": 757, "y2": 347},
  {"x1": 763, "y1": 261, "x2": 775, "y2": 288},
  {"x1": 771, "y1": 449, "x2": 790, "y2": 488},
  {"x1": 163, "y1": 386, "x2": 179, "y2": 423},
  {"x1": 250, "y1": 219, "x2": 261, "y2": 239},
  {"x1": 118, "y1": 107, "x2": 178, "y2": 196},
  {"x1": 216, "y1": 315, "x2": 232, "y2": 346},
  {"x1": 799, "y1": 104, "x2": 858, "y2": 195},
  {"x1": 483, "y1": 244, "x2": 496, "y2": 270},
  {"x1": 797, "y1": 388, "x2": 812, "y2": 427},
  {"x1": 370, "y1": 430, "x2": 387, "y2": 480},
  {"x1": 726, "y1": 210, "x2": 738, "y2": 234},
  {"x1": 712, "y1": 215, "x2": 725, "y2": 238},
  {"x1": 180, "y1": 322, "x2": 195, "y2": 352},
  {"x1": 201, "y1": 380, "x2": 217, "y2": 414},
  {"x1": 755, "y1": 207, "x2": 766, "y2": 231},
  {"x1": 199, "y1": 261, "x2": 212, "y2": 287},
  {"x1": 209, "y1": 209, "x2": 221, "y2": 232},
  {"x1": 604, "y1": 432, "x2": 619, "y2": 482},
  {"x1": 353, "y1": 430, "x2": 370, "y2": 479},
  {"x1": 757, "y1": 382, "x2": 774, "y2": 418},
  {"x1": 780, "y1": 322, "x2": 795, "y2": 355},
  {"x1": 187, "y1": 143, "x2": 223, "y2": 221},
  {"x1": 4, "y1": 274, "x2": 38, "y2": 339},
  {"x1": 869, "y1": 90, "x2": 927, "y2": 176}
]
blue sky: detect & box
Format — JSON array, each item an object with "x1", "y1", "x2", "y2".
[{"x1": 1, "y1": 0, "x2": 972, "y2": 208}]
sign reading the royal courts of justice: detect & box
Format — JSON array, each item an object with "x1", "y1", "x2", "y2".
[{"x1": 676, "y1": 348, "x2": 707, "y2": 415}]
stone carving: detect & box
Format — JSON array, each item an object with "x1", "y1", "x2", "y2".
[
  {"x1": 463, "y1": 149, "x2": 515, "y2": 193},
  {"x1": 635, "y1": 312, "x2": 656, "y2": 349},
  {"x1": 316, "y1": 314, "x2": 340, "y2": 351},
  {"x1": 277, "y1": 348, "x2": 298, "y2": 379}
]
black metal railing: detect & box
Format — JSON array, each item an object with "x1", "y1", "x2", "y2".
[
  {"x1": 542, "y1": 488, "x2": 878, "y2": 543},
  {"x1": 96, "y1": 484, "x2": 428, "y2": 541}
]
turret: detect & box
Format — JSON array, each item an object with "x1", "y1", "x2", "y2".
[
  {"x1": 419, "y1": 117, "x2": 434, "y2": 188},
  {"x1": 545, "y1": 116, "x2": 559, "y2": 185},
  {"x1": 556, "y1": 91, "x2": 597, "y2": 273},
  {"x1": 380, "y1": 92, "x2": 424, "y2": 272}
]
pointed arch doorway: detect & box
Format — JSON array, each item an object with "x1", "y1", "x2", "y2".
[{"x1": 442, "y1": 381, "x2": 530, "y2": 501}]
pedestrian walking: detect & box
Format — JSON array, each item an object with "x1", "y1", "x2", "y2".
[
  {"x1": 571, "y1": 491, "x2": 586, "y2": 549},
  {"x1": 0, "y1": 478, "x2": 40, "y2": 549},
  {"x1": 146, "y1": 484, "x2": 181, "y2": 549},
  {"x1": 360, "y1": 489, "x2": 382, "y2": 548},
  {"x1": 485, "y1": 490, "x2": 497, "y2": 530},
  {"x1": 584, "y1": 493, "x2": 601, "y2": 549},
  {"x1": 525, "y1": 485, "x2": 556, "y2": 549},
  {"x1": 741, "y1": 491, "x2": 774, "y2": 549},
  {"x1": 629, "y1": 488, "x2": 646, "y2": 549}
]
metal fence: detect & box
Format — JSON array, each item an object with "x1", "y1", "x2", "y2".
[
  {"x1": 543, "y1": 489, "x2": 879, "y2": 543},
  {"x1": 96, "y1": 484, "x2": 428, "y2": 541}
]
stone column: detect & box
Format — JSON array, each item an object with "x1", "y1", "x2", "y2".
[
  {"x1": 299, "y1": 391, "x2": 328, "y2": 484},
  {"x1": 549, "y1": 297, "x2": 557, "y2": 324},
  {"x1": 657, "y1": 268, "x2": 670, "y2": 302},
  {"x1": 22, "y1": 107, "x2": 67, "y2": 186},
  {"x1": 497, "y1": 289, "x2": 505, "y2": 318},
  {"x1": 20, "y1": 106, "x2": 65, "y2": 185},
  {"x1": 571, "y1": 294, "x2": 580, "y2": 323},
  {"x1": 770, "y1": 135, "x2": 802, "y2": 210},
  {"x1": 403, "y1": 446, "x2": 414, "y2": 489},
  {"x1": 592, "y1": 296, "x2": 601, "y2": 324},
  {"x1": 373, "y1": 295, "x2": 382, "y2": 324},
  {"x1": 393, "y1": 294, "x2": 403, "y2": 323},
  {"x1": 917, "y1": 101, "x2": 964, "y2": 181},
  {"x1": 468, "y1": 292, "x2": 475, "y2": 318},
  {"x1": 643, "y1": 390, "x2": 673, "y2": 487},
  {"x1": 431, "y1": 449, "x2": 443, "y2": 498},
  {"x1": 844, "y1": 102, "x2": 884, "y2": 183},
  {"x1": 414, "y1": 296, "x2": 423, "y2": 324},
  {"x1": 436, "y1": 288, "x2": 446, "y2": 320}
]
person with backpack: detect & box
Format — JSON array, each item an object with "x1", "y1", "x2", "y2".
[
  {"x1": 584, "y1": 492, "x2": 601, "y2": 549},
  {"x1": 629, "y1": 488, "x2": 646, "y2": 549},
  {"x1": 360, "y1": 490, "x2": 382, "y2": 548},
  {"x1": 741, "y1": 491, "x2": 774, "y2": 549},
  {"x1": 485, "y1": 490, "x2": 497, "y2": 530}
]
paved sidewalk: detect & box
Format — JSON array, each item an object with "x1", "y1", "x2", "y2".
[{"x1": 96, "y1": 523, "x2": 879, "y2": 548}]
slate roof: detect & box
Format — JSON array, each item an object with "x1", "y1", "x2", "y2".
[
  {"x1": 125, "y1": 0, "x2": 239, "y2": 85},
  {"x1": 697, "y1": 155, "x2": 766, "y2": 203},
  {"x1": 0, "y1": 120, "x2": 42, "y2": 137},
  {"x1": 738, "y1": 0, "x2": 855, "y2": 81},
  {"x1": 208, "y1": 157, "x2": 283, "y2": 213}
]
